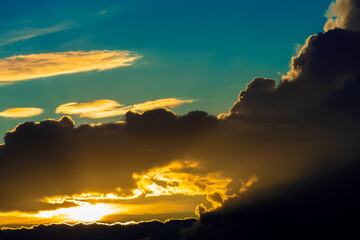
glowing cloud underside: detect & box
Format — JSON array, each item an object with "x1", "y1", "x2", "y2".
[
  {"x1": 0, "y1": 50, "x2": 141, "y2": 83},
  {"x1": 0, "y1": 107, "x2": 43, "y2": 118},
  {"x1": 56, "y1": 98, "x2": 195, "y2": 118},
  {"x1": 0, "y1": 160, "x2": 257, "y2": 227}
]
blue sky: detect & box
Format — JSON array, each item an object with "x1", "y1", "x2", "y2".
[{"x1": 0, "y1": 0, "x2": 332, "y2": 138}]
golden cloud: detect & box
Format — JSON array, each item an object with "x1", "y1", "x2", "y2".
[
  {"x1": 56, "y1": 98, "x2": 195, "y2": 118},
  {"x1": 0, "y1": 107, "x2": 43, "y2": 118},
  {"x1": 0, "y1": 50, "x2": 141, "y2": 83},
  {"x1": 0, "y1": 160, "x2": 257, "y2": 227}
]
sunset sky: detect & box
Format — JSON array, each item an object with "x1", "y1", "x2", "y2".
[
  {"x1": 0, "y1": 0, "x2": 332, "y2": 134},
  {"x1": 1, "y1": 0, "x2": 360, "y2": 239}
]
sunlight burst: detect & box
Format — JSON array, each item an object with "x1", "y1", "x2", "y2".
[{"x1": 36, "y1": 203, "x2": 113, "y2": 222}]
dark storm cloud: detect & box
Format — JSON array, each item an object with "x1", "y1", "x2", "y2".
[
  {"x1": 182, "y1": 157, "x2": 360, "y2": 240},
  {"x1": 230, "y1": 28, "x2": 360, "y2": 129},
  {"x1": 2, "y1": 1, "x2": 360, "y2": 239},
  {"x1": 0, "y1": 110, "x2": 222, "y2": 211},
  {"x1": 0, "y1": 219, "x2": 196, "y2": 240},
  {"x1": 2, "y1": 30, "x2": 360, "y2": 212}
]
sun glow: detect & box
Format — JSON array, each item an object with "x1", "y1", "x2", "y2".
[
  {"x1": 0, "y1": 161, "x2": 258, "y2": 228},
  {"x1": 36, "y1": 203, "x2": 114, "y2": 222}
]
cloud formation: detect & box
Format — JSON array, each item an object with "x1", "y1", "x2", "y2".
[
  {"x1": 1, "y1": 0, "x2": 360, "y2": 237},
  {"x1": 55, "y1": 100, "x2": 123, "y2": 118},
  {"x1": 56, "y1": 98, "x2": 194, "y2": 118},
  {"x1": 0, "y1": 23, "x2": 70, "y2": 47},
  {"x1": 0, "y1": 107, "x2": 43, "y2": 118},
  {"x1": 0, "y1": 50, "x2": 141, "y2": 83},
  {"x1": 324, "y1": 0, "x2": 360, "y2": 31},
  {"x1": 229, "y1": 28, "x2": 360, "y2": 129},
  {"x1": 0, "y1": 219, "x2": 197, "y2": 239}
]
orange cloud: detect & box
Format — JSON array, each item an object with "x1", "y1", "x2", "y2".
[
  {"x1": 0, "y1": 107, "x2": 43, "y2": 118},
  {"x1": 0, "y1": 160, "x2": 257, "y2": 227},
  {"x1": 0, "y1": 50, "x2": 141, "y2": 83},
  {"x1": 56, "y1": 98, "x2": 195, "y2": 118}
]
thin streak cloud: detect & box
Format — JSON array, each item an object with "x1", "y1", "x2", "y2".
[
  {"x1": 0, "y1": 50, "x2": 141, "y2": 83},
  {"x1": 0, "y1": 107, "x2": 43, "y2": 118},
  {"x1": 0, "y1": 23, "x2": 71, "y2": 47},
  {"x1": 56, "y1": 98, "x2": 195, "y2": 118}
]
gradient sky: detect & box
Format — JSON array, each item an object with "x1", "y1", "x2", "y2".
[{"x1": 0, "y1": 0, "x2": 332, "y2": 138}]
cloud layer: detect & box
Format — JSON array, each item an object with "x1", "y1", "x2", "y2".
[
  {"x1": 0, "y1": 50, "x2": 141, "y2": 83},
  {"x1": 0, "y1": 108, "x2": 43, "y2": 118},
  {"x1": 56, "y1": 98, "x2": 194, "y2": 118},
  {"x1": 1, "y1": 0, "x2": 360, "y2": 238}
]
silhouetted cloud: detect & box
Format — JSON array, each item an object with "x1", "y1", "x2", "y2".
[
  {"x1": 0, "y1": 107, "x2": 43, "y2": 118},
  {"x1": 229, "y1": 28, "x2": 360, "y2": 130},
  {"x1": 1, "y1": 0, "x2": 360, "y2": 238},
  {"x1": 56, "y1": 98, "x2": 195, "y2": 118},
  {"x1": 0, "y1": 219, "x2": 197, "y2": 240},
  {"x1": 182, "y1": 158, "x2": 360, "y2": 240},
  {"x1": 0, "y1": 51, "x2": 141, "y2": 83}
]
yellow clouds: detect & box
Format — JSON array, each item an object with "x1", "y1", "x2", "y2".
[
  {"x1": 0, "y1": 160, "x2": 257, "y2": 226},
  {"x1": 56, "y1": 98, "x2": 195, "y2": 118},
  {"x1": 133, "y1": 161, "x2": 231, "y2": 200},
  {"x1": 55, "y1": 99, "x2": 123, "y2": 118},
  {"x1": 0, "y1": 107, "x2": 43, "y2": 118},
  {"x1": 38, "y1": 160, "x2": 233, "y2": 223},
  {"x1": 0, "y1": 50, "x2": 141, "y2": 83}
]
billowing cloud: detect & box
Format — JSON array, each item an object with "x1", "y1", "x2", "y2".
[
  {"x1": 56, "y1": 98, "x2": 195, "y2": 118},
  {"x1": 0, "y1": 107, "x2": 43, "y2": 118},
  {"x1": 324, "y1": 0, "x2": 360, "y2": 31},
  {"x1": 1, "y1": 0, "x2": 360, "y2": 237},
  {"x1": 229, "y1": 28, "x2": 360, "y2": 128},
  {"x1": 0, "y1": 50, "x2": 141, "y2": 83}
]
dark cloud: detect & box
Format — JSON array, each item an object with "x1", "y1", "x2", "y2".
[
  {"x1": 3, "y1": 30, "x2": 360, "y2": 211},
  {"x1": 2, "y1": 159, "x2": 360, "y2": 240},
  {"x1": 0, "y1": 219, "x2": 196, "y2": 240},
  {"x1": 1, "y1": 105, "x2": 357, "y2": 212},
  {"x1": 183, "y1": 157, "x2": 360, "y2": 240},
  {"x1": 2, "y1": 1, "x2": 360, "y2": 239},
  {"x1": 229, "y1": 29, "x2": 360, "y2": 130}
]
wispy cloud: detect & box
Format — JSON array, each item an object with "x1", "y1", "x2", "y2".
[
  {"x1": 56, "y1": 98, "x2": 195, "y2": 118},
  {"x1": 0, "y1": 50, "x2": 141, "y2": 83},
  {"x1": 0, "y1": 107, "x2": 43, "y2": 118},
  {"x1": 55, "y1": 99, "x2": 122, "y2": 118},
  {"x1": 0, "y1": 23, "x2": 70, "y2": 47}
]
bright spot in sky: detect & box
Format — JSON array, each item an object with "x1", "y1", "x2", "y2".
[{"x1": 36, "y1": 203, "x2": 113, "y2": 222}]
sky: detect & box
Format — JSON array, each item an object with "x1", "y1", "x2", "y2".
[
  {"x1": 2, "y1": 0, "x2": 360, "y2": 239},
  {"x1": 0, "y1": 0, "x2": 332, "y2": 137}
]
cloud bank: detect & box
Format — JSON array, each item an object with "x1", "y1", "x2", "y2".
[
  {"x1": 0, "y1": 108, "x2": 43, "y2": 118},
  {"x1": 1, "y1": 25, "x2": 360, "y2": 229},
  {"x1": 56, "y1": 98, "x2": 194, "y2": 118},
  {"x1": 0, "y1": 50, "x2": 141, "y2": 83},
  {"x1": 2, "y1": 0, "x2": 360, "y2": 238}
]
